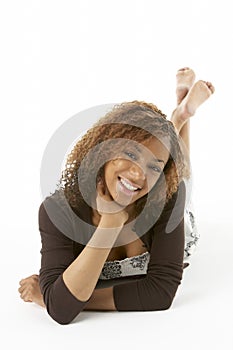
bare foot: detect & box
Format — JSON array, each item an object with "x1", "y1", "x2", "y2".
[
  {"x1": 172, "y1": 80, "x2": 215, "y2": 131},
  {"x1": 176, "y1": 67, "x2": 196, "y2": 105},
  {"x1": 18, "y1": 274, "x2": 45, "y2": 308},
  {"x1": 182, "y1": 80, "x2": 215, "y2": 115}
]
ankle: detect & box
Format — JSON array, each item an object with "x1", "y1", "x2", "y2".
[{"x1": 171, "y1": 107, "x2": 190, "y2": 132}]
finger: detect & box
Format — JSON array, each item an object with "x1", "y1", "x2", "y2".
[
  {"x1": 21, "y1": 296, "x2": 33, "y2": 303},
  {"x1": 19, "y1": 276, "x2": 30, "y2": 285},
  {"x1": 97, "y1": 182, "x2": 114, "y2": 202},
  {"x1": 19, "y1": 274, "x2": 39, "y2": 285},
  {"x1": 19, "y1": 279, "x2": 27, "y2": 287},
  {"x1": 103, "y1": 184, "x2": 113, "y2": 199},
  {"x1": 96, "y1": 181, "x2": 105, "y2": 196},
  {"x1": 20, "y1": 289, "x2": 32, "y2": 302},
  {"x1": 30, "y1": 274, "x2": 39, "y2": 280},
  {"x1": 18, "y1": 285, "x2": 24, "y2": 293}
]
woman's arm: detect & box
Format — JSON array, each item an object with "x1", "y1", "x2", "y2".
[
  {"x1": 39, "y1": 203, "x2": 124, "y2": 324},
  {"x1": 39, "y1": 183, "x2": 128, "y2": 324},
  {"x1": 84, "y1": 287, "x2": 116, "y2": 310},
  {"x1": 62, "y1": 216, "x2": 124, "y2": 302},
  {"x1": 62, "y1": 181, "x2": 129, "y2": 302},
  {"x1": 113, "y1": 181, "x2": 186, "y2": 311}
]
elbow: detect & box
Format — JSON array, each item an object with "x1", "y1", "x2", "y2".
[
  {"x1": 142, "y1": 295, "x2": 174, "y2": 312},
  {"x1": 50, "y1": 314, "x2": 78, "y2": 325},
  {"x1": 43, "y1": 291, "x2": 84, "y2": 325},
  {"x1": 47, "y1": 304, "x2": 82, "y2": 325},
  {"x1": 40, "y1": 275, "x2": 86, "y2": 325},
  {"x1": 49, "y1": 313, "x2": 72, "y2": 325},
  {"x1": 158, "y1": 297, "x2": 174, "y2": 311}
]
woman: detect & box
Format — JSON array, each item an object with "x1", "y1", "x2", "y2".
[{"x1": 18, "y1": 68, "x2": 214, "y2": 324}]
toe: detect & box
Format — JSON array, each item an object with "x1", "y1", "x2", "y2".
[
  {"x1": 206, "y1": 81, "x2": 215, "y2": 94},
  {"x1": 178, "y1": 67, "x2": 190, "y2": 72}
]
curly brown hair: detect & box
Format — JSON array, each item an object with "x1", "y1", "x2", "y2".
[{"x1": 59, "y1": 101, "x2": 187, "y2": 223}]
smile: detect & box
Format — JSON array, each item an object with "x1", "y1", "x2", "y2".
[{"x1": 117, "y1": 176, "x2": 141, "y2": 196}]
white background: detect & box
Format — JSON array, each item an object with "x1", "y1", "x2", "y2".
[{"x1": 1, "y1": 0, "x2": 233, "y2": 349}]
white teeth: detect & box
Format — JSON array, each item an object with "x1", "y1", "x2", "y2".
[{"x1": 120, "y1": 178, "x2": 139, "y2": 191}]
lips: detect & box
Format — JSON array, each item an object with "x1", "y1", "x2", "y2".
[
  {"x1": 116, "y1": 176, "x2": 142, "y2": 197},
  {"x1": 120, "y1": 177, "x2": 141, "y2": 190}
]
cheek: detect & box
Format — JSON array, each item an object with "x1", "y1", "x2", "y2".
[
  {"x1": 146, "y1": 173, "x2": 161, "y2": 191},
  {"x1": 104, "y1": 159, "x2": 125, "y2": 180}
]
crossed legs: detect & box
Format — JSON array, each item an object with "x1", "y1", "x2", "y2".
[{"x1": 171, "y1": 67, "x2": 215, "y2": 155}]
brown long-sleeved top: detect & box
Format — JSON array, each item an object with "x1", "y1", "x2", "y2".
[{"x1": 39, "y1": 181, "x2": 186, "y2": 324}]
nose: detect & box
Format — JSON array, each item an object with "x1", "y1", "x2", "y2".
[{"x1": 129, "y1": 163, "x2": 146, "y2": 181}]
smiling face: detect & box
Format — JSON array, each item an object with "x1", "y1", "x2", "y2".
[{"x1": 104, "y1": 137, "x2": 170, "y2": 207}]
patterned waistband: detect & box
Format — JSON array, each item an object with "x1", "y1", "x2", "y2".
[{"x1": 99, "y1": 251, "x2": 150, "y2": 280}]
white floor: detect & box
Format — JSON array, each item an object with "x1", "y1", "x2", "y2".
[{"x1": 2, "y1": 219, "x2": 233, "y2": 350}]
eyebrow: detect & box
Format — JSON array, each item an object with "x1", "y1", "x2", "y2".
[{"x1": 134, "y1": 144, "x2": 165, "y2": 164}]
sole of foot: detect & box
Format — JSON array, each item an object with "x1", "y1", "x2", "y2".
[{"x1": 182, "y1": 80, "x2": 215, "y2": 117}]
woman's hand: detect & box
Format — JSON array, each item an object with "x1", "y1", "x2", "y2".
[
  {"x1": 18, "y1": 274, "x2": 45, "y2": 308},
  {"x1": 96, "y1": 181, "x2": 128, "y2": 227}
]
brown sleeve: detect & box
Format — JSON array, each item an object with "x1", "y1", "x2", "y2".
[
  {"x1": 38, "y1": 201, "x2": 87, "y2": 325},
  {"x1": 113, "y1": 181, "x2": 186, "y2": 311}
]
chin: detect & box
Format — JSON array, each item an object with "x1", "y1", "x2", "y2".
[{"x1": 115, "y1": 194, "x2": 139, "y2": 208}]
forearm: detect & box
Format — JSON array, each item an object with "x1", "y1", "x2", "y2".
[
  {"x1": 63, "y1": 245, "x2": 113, "y2": 302},
  {"x1": 84, "y1": 287, "x2": 116, "y2": 310},
  {"x1": 63, "y1": 218, "x2": 123, "y2": 302}
]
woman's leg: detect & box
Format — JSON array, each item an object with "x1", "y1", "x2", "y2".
[
  {"x1": 171, "y1": 67, "x2": 215, "y2": 154},
  {"x1": 171, "y1": 67, "x2": 214, "y2": 261},
  {"x1": 171, "y1": 67, "x2": 195, "y2": 170}
]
